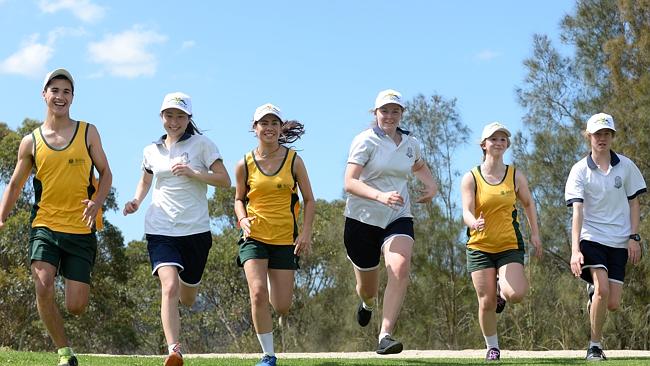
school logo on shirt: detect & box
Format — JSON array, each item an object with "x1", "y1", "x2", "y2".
[
  {"x1": 500, "y1": 189, "x2": 513, "y2": 195},
  {"x1": 68, "y1": 158, "x2": 86, "y2": 166},
  {"x1": 406, "y1": 147, "x2": 413, "y2": 158},
  {"x1": 614, "y1": 176, "x2": 622, "y2": 189}
]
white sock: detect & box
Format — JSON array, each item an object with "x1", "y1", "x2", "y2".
[
  {"x1": 362, "y1": 300, "x2": 374, "y2": 311},
  {"x1": 378, "y1": 332, "x2": 390, "y2": 343},
  {"x1": 257, "y1": 332, "x2": 275, "y2": 356},
  {"x1": 484, "y1": 334, "x2": 499, "y2": 349},
  {"x1": 167, "y1": 343, "x2": 182, "y2": 356},
  {"x1": 589, "y1": 341, "x2": 602, "y2": 349}
]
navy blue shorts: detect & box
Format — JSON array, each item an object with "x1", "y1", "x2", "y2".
[
  {"x1": 580, "y1": 240, "x2": 628, "y2": 284},
  {"x1": 146, "y1": 231, "x2": 212, "y2": 287},
  {"x1": 344, "y1": 217, "x2": 414, "y2": 271}
]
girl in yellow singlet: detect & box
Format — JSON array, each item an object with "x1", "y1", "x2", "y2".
[
  {"x1": 234, "y1": 103, "x2": 315, "y2": 366},
  {"x1": 460, "y1": 122, "x2": 542, "y2": 362}
]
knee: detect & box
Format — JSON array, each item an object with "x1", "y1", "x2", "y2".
[
  {"x1": 33, "y1": 279, "x2": 55, "y2": 300},
  {"x1": 161, "y1": 280, "x2": 180, "y2": 300},
  {"x1": 503, "y1": 287, "x2": 528, "y2": 304},
  {"x1": 478, "y1": 295, "x2": 497, "y2": 312},
  {"x1": 607, "y1": 299, "x2": 620, "y2": 312},
  {"x1": 180, "y1": 295, "x2": 196, "y2": 307},
  {"x1": 388, "y1": 261, "x2": 411, "y2": 281},
  {"x1": 273, "y1": 303, "x2": 291, "y2": 316},
  {"x1": 66, "y1": 301, "x2": 87, "y2": 316},
  {"x1": 595, "y1": 286, "x2": 610, "y2": 302},
  {"x1": 250, "y1": 285, "x2": 269, "y2": 307}
]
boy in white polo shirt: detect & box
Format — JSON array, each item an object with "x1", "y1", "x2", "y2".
[{"x1": 565, "y1": 112, "x2": 646, "y2": 361}]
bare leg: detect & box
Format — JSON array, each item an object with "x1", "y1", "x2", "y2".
[
  {"x1": 31, "y1": 261, "x2": 68, "y2": 348},
  {"x1": 380, "y1": 236, "x2": 413, "y2": 334},
  {"x1": 471, "y1": 268, "x2": 498, "y2": 338},
  {"x1": 244, "y1": 259, "x2": 273, "y2": 334},
  {"x1": 497, "y1": 262, "x2": 528, "y2": 304},
  {"x1": 158, "y1": 266, "x2": 181, "y2": 346},
  {"x1": 589, "y1": 268, "x2": 610, "y2": 343},
  {"x1": 268, "y1": 269, "x2": 295, "y2": 316}
]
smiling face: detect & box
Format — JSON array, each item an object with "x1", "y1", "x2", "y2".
[
  {"x1": 161, "y1": 108, "x2": 190, "y2": 140},
  {"x1": 42, "y1": 78, "x2": 74, "y2": 118},
  {"x1": 589, "y1": 129, "x2": 614, "y2": 153},
  {"x1": 481, "y1": 131, "x2": 510, "y2": 157},
  {"x1": 375, "y1": 103, "x2": 403, "y2": 134},
  {"x1": 254, "y1": 114, "x2": 283, "y2": 144}
]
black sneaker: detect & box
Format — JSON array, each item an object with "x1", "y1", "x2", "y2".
[
  {"x1": 586, "y1": 345, "x2": 606, "y2": 361},
  {"x1": 356, "y1": 301, "x2": 372, "y2": 327},
  {"x1": 496, "y1": 281, "x2": 506, "y2": 314},
  {"x1": 485, "y1": 347, "x2": 500, "y2": 361},
  {"x1": 376, "y1": 335, "x2": 403, "y2": 355},
  {"x1": 587, "y1": 284, "x2": 595, "y2": 314}
]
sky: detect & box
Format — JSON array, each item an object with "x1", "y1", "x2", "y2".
[{"x1": 0, "y1": 0, "x2": 576, "y2": 243}]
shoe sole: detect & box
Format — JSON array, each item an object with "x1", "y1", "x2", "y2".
[
  {"x1": 376, "y1": 342, "x2": 403, "y2": 355},
  {"x1": 164, "y1": 353, "x2": 183, "y2": 366}
]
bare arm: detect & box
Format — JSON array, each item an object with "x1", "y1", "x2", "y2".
[
  {"x1": 460, "y1": 171, "x2": 484, "y2": 231},
  {"x1": 344, "y1": 163, "x2": 403, "y2": 208},
  {"x1": 84, "y1": 124, "x2": 113, "y2": 227},
  {"x1": 0, "y1": 135, "x2": 34, "y2": 228},
  {"x1": 293, "y1": 155, "x2": 315, "y2": 256},
  {"x1": 515, "y1": 169, "x2": 542, "y2": 258},
  {"x1": 122, "y1": 170, "x2": 153, "y2": 215},
  {"x1": 411, "y1": 158, "x2": 438, "y2": 203},
  {"x1": 233, "y1": 159, "x2": 254, "y2": 238},
  {"x1": 570, "y1": 202, "x2": 584, "y2": 277},
  {"x1": 628, "y1": 197, "x2": 641, "y2": 265},
  {"x1": 171, "y1": 159, "x2": 231, "y2": 188}
]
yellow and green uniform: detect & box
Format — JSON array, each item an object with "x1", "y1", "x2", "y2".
[
  {"x1": 30, "y1": 121, "x2": 103, "y2": 234},
  {"x1": 466, "y1": 165, "x2": 524, "y2": 253},
  {"x1": 243, "y1": 148, "x2": 299, "y2": 245}
]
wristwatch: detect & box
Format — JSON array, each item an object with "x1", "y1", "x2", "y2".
[{"x1": 629, "y1": 234, "x2": 641, "y2": 241}]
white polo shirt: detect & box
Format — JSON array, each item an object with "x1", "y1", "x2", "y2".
[
  {"x1": 565, "y1": 151, "x2": 646, "y2": 248},
  {"x1": 142, "y1": 133, "x2": 222, "y2": 236},
  {"x1": 344, "y1": 126, "x2": 422, "y2": 229}
]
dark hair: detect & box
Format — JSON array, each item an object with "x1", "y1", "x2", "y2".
[
  {"x1": 185, "y1": 117, "x2": 202, "y2": 135},
  {"x1": 252, "y1": 119, "x2": 305, "y2": 144},
  {"x1": 45, "y1": 75, "x2": 74, "y2": 94}
]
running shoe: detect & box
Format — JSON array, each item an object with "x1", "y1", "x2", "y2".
[
  {"x1": 376, "y1": 335, "x2": 403, "y2": 355},
  {"x1": 485, "y1": 347, "x2": 500, "y2": 361},
  {"x1": 356, "y1": 301, "x2": 372, "y2": 327},
  {"x1": 57, "y1": 348, "x2": 78, "y2": 366},
  {"x1": 255, "y1": 354, "x2": 277, "y2": 366},
  {"x1": 586, "y1": 345, "x2": 606, "y2": 361}
]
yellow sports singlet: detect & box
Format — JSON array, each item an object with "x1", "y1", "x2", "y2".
[
  {"x1": 31, "y1": 121, "x2": 103, "y2": 233},
  {"x1": 466, "y1": 165, "x2": 523, "y2": 253},
  {"x1": 244, "y1": 148, "x2": 300, "y2": 245}
]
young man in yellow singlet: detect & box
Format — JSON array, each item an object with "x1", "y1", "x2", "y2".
[{"x1": 0, "y1": 68, "x2": 112, "y2": 366}]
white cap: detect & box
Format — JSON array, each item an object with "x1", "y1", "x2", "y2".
[
  {"x1": 374, "y1": 89, "x2": 404, "y2": 109},
  {"x1": 481, "y1": 122, "x2": 511, "y2": 142},
  {"x1": 586, "y1": 113, "x2": 615, "y2": 133},
  {"x1": 253, "y1": 103, "x2": 283, "y2": 122},
  {"x1": 43, "y1": 68, "x2": 74, "y2": 91},
  {"x1": 160, "y1": 92, "x2": 192, "y2": 115}
]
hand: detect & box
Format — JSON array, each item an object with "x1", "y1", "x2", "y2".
[
  {"x1": 376, "y1": 191, "x2": 404, "y2": 210},
  {"x1": 81, "y1": 199, "x2": 99, "y2": 228},
  {"x1": 628, "y1": 240, "x2": 642, "y2": 265},
  {"x1": 570, "y1": 250, "x2": 584, "y2": 277},
  {"x1": 294, "y1": 231, "x2": 312, "y2": 257},
  {"x1": 471, "y1": 212, "x2": 485, "y2": 232},
  {"x1": 239, "y1": 216, "x2": 256, "y2": 239},
  {"x1": 530, "y1": 233, "x2": 543, "y2": 259},
  {"x1": 171, "y1": 163, "x2": 197, "y2": 177},
  {"x1": 415, "y1": 184, "x2": 437, "y2": 203},
  {"x1": 123, "y1": 199, "x2": 140, "y2": 216}
]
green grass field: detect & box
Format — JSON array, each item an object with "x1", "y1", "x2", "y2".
[{"x1": 2, "y1": 350, "x2": 650, "y2": 366}]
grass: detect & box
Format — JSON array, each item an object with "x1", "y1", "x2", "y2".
[{"x1": 1, "y1": 351, "x2": 649, "y2": 366}]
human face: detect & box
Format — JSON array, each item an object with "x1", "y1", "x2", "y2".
[
  {"x1": 161, "y1": 108, "x2": 190, "y2": 140},
  {"x1": 375, "y1": 103, "x2": 403, "y2": 133},
  {"x1": 42, "y1": 78, "x2": 73, "y2": 117},
  {"x1": 254, "y1": 114, "x2": 282, "y2": 144},
  {"x1": 482, "y1": 131, "x2": 509, "y2": 156},
  {"x1": 589, "y1": 129, "x2": 614, "y2": 153}
]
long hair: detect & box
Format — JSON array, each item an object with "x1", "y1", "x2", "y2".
[
  {"x1": 185, "y1": 117, "x2": 202, "y2": 135},
  {"x1": 279, "y1": 120, "x2": 305, "y2": 144}
]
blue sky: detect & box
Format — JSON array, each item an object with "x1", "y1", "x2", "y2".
[{"x1": 0, "y1": 0, "x2": 575, "y2": 242}]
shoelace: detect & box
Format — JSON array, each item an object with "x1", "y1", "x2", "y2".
[{"x1": 487, "y1": 349, "x2": 500, "y2": 359}]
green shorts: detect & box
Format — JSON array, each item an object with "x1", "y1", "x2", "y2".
[
  {"x1": 466, "y1": 248, "x2": 524, "y2": 273},
  {"x1": 237, "y1": 238, "x2": 299, "y2": 270},
  {"x1": 29, "y1": 227, "x2": 97, "y2": 284}
]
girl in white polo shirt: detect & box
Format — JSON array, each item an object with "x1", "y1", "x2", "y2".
[
  {"x1": 565, "y1": 113, "x2": 646, "y2": 361},
  {"x1": 343, "y1": 89, "x2": 437, "y2": 354},
  {"x1": 123, "y1": 92, "x2": 231, "y2": 366}
]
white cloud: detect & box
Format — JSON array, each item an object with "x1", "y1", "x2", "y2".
[
  {"x1": 0, "y1": 34, "x2": 53, "y2": 77},
  {"x1": 87, "y1": 26, "x2": 167, "y2": 78},
  {"x1": 475, "y1": 49, "x2": 500, "y2": 61},
  {"x1": 39, "y1": 0, "x2": 106, "y2": 23},
  {"x1": 181, "y1": 40, "x2": 196, "y2": 50}
]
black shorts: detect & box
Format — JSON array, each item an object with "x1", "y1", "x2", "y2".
[
  {"x1": 146, "y1": 231, "x2": 213, "y2": 287},
  {"x1": 580, "y1": 240, "x2": 628, "y2": 284},
  {"x1": 344, "y1": 217, "x2": 414, "y2": 271}
]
